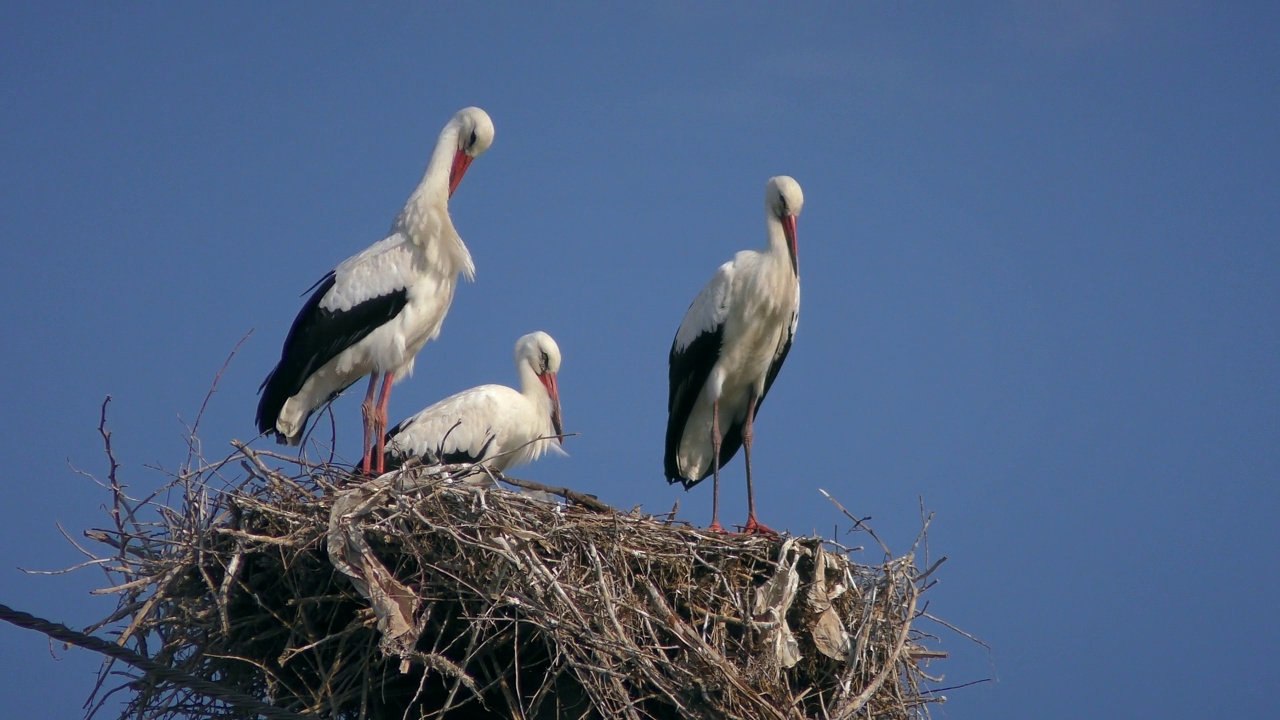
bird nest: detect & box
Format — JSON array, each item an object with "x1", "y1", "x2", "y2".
[{"x1": 72, "y1": 428, "x2": 953, "y2": 719}]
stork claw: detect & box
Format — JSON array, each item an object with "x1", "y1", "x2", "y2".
[{"x1": 740, "y1": 515, "x2": 778, "y2": 536}]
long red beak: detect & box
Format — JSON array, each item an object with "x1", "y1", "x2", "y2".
[
  {"x1": 538, "y1": 372, "x2": 564, "y2": 443},
  {"x1": 782, "y1": 215, "x2": 798, "y2": 275},
  {"x1": 449, "y1": 149, "x2": 473, "y2": 197}
]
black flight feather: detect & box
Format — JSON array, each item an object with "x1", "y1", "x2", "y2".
[
  {"x1": 382, "y1": 425, "x2": 497, "y2": 472},
  {"x1": 664, "y1": 325, "x2": 723, "y2": 487},
  {"x1": 665, "y1": 316, "x2": 796, "y2": 489},
  {"x1": 256, "y1": 271, "x2": 409, "y2": 442}
]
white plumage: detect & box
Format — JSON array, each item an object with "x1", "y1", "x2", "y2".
[
  {"x1": 256, "y1": 106, "x2": 495, "y2": 475},
  {"x1": 665, "y1": 176, "x2": 804, "y2": 534},
  {"x1": 384, "y1": 332, "x2": 565, "y2": 473}
]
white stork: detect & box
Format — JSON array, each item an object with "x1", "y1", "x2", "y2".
[
  {"x1": 256, "y1": 106, "x2": 495, "y2": 475},
  {"x1": 665, "y1": 176, "x2": 804, "y2": 534},
  {"x1": 383, "y1": 332, "x2": 565, "y2": 473}
]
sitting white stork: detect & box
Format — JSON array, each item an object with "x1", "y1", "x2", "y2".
[
  {"x1": 256, "y1": 106, "x2": 495, "y2": 475},
  {"x1": 665, "y1": 176, "x2": 804, "y2": 534},
  {"x1": 383, "y1": 331, "x2": 565, "y2": 474}
]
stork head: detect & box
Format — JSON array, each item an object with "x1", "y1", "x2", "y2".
[
  {"x1": 516, "y1": 331, "x2": 564, "y2": 443},
  {"x1": 447, "y1": 107, "x2": 495, "y2": 197},
  {"x1": 766, "y1": 175, "x2": 804, "y2": 274}
]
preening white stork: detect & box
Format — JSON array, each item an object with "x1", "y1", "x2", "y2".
[
  {"x1": 665, "y1": 176, "x2": 804, "y2": 534},
  {"x1": 383, "y1": 332, "x2": 565, "y2": 473},
  {"x1": 256, "y1": 106, "x2": 495, "y2": 475}
]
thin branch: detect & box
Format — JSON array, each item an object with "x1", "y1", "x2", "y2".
[
  {"x1": 494, "y1": 471, "x2": 613, "y2": 514},
  {"x1": 0, "y1": 602, "x2": 308, "y2": 720},
  {"x1": 819, "y1": 488, "x2": 892, "y2": 557},
  {"x1": 190, "y1": 329, "x2": 251, "y2": 442}
]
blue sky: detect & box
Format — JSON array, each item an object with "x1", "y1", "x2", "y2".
[{"x1": 3, "y1": 3, "x2": 1278, "y2": 718}]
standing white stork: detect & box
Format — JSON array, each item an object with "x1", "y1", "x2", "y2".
[
  {"x1": 383, "y1": 331, "x2": 565, "y2": 473},
  {"x1": 256, "y1": 106, "x2": 495, "y2": 475},
  {"x1": 665, "y1": 176, "x2": 804, "y2": 534}
]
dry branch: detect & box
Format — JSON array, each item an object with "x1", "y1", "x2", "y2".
[{"x1": 30, "y1": 428, "x2": 956, "y2": 720}]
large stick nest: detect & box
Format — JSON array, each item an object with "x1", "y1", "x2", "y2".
[{"x1": 81, "y1": 438, "x2": 950, "y2": 719}]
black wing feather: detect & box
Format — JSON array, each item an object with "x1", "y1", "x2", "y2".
[
  {"x1": 256, "y1": 272, "x2": 409, "y2": 440},
  {"x1": 440, "y1": 437, "x2": 495, "y2": 465},
  {"x1": 382, "y1": 425, "x2": 496, "y2": 472},
  {"x1": 664, "y1": 326, "x2": 723, "y2": 487}
]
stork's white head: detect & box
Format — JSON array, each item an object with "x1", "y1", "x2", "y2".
[
  {"x1": 446, "y1": 107, "x2": 495, "y2": 196},
  {"x1": 766, "y1": 175, "x2": 804, "y2": 220},
  {"x1": 515, "y1": 331, "x2": 564, "y2": 443},
  {"x1": 766, "y1": 176, "x2": 803, "y2": 273}
]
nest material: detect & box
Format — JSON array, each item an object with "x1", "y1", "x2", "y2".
[{"x1": 83, "y1": 443, "x2": 947, "y2": 720}]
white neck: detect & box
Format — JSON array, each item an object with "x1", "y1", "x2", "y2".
[
  {"x1": 766, "y1": 213, "x2": 789, "y2": 254},
  {"x1": 396, "y1": 121, "x2": 458, "y2": 225},
  {"x1": 419, "y1": 121, "x2": 462, "y2": 198},
  {"x1": 389, "y1": 122, "x2": 475, "y2": 280},
  {"x1": 518, "y1": 361, "x2": 554, "y2": 420},
  {"x1": 516, "y1": 360, "x2": 540, "y2": 398}
]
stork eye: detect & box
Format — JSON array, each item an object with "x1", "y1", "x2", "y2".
[
  {"x1": 468, "y1": 130, "x2": 478, "y2": 147},
  {"x1": 540, "y1": 351, "x2": 550, "y2": 373}
]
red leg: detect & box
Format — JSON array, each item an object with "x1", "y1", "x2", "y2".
[
  {"x1": 359, "y1": 373, "x2": 380, "y2": 475},
  {"x1": 373, "y1": 372, "x2": 395, "y2": 474},
  {"x1": 741, "y1": 392, "x2": 777, "y2": 536},
  {"x1": 707, "y1": 398, "x2": 726, "y2": 533}
]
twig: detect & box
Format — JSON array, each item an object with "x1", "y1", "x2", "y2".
[
  {"x1": 917, "y1": 555, "x2": 949, "y2": 584},
  {"x1": 494, "y1": 471, "x2": 614, "y2": 514},
  {"x1": 193, "y1": 330, "x2": 250, "y2": 441},
  {"x1": 0, "y1": 602, "x2": 308, "y2": 720},
  {"x1": 819, "y1": 488, "x2": 892, "y2": 557},
  {"x1": 56, "y1": 413, "x2": 972, "y2": 719},
  {"x1": 922, "y1": 611, "x2": 992, "y2": 651},
  {"x1": 920, "y1": 677, "x2": 993, "y2": 695}
]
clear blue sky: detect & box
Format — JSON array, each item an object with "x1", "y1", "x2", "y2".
[{"x1": 3, "y1": 3, "x2": 1277, "y2": 718}]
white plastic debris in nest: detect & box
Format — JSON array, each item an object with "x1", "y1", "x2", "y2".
[
  {"x1": 754, "y1": 538, "x2": 857, "y2": 670},
  {"x1": 807, "y1": 545, "x2": 852, "y2": 661},
  {"x1": 752, "y1": 538, "x2": 803, "y2": 668}
]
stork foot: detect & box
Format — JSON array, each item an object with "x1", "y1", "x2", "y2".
[
  {"x1": 706, "y1": 520, "x2": 728, "y2": 533},
  {"x1": 740, "y1": 515, "x2": 778, "y2": 536}
]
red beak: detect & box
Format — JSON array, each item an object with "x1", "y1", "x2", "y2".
[
  {"x1": 538, "y1": 372, "x2": 564, "y2": 442},
  {"x1": 449, "y1": 149, "x2": 473, "y2": 197},
  {"x1": 782, "y1": 215, "x2": 798, "y2": 275}
]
